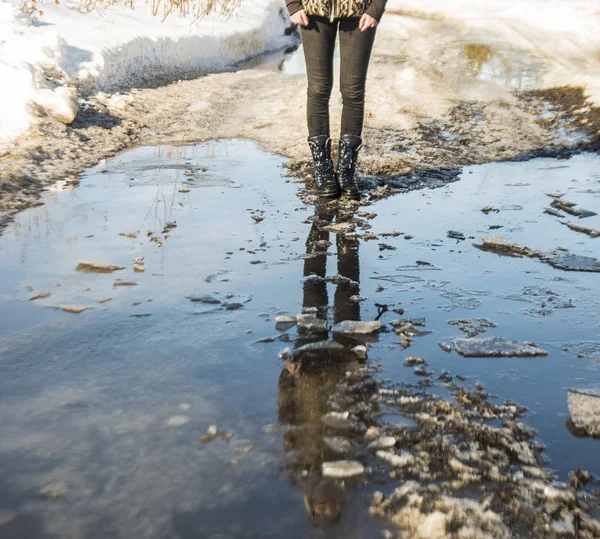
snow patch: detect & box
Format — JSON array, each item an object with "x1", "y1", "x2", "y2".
[{"x1": 0, "y1": 0, "x2": 294, "y2": 150}]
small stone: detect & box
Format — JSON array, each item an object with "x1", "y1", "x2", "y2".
[
  {"x1": 322, "y1": 460, "x2": 364, "y2": 478},
  {"x1": 364, "y1": 426, "x2": 381, "y2": 441},
  {"x1": 352, "y1": 345, "x2": 367, "y2": 359},
  {"x1": 76, "y1": 261, "x2": 125, "y2": 273},
  {"x1": 133, "y1": 263, "x2": 146, "y2": 273},
  {"x1": 96, "y1": 298, "x2": 112, "y2": 304},
  {"x1": 368, "y1": 437, "x2": 397, "y2": 450},
  {"x1": 207, "y1": 425, "x2": 218, "y2": 436},
  {"x1": 56, "y1": 305, "x2": 92, "y2": 314},
  {"x1": 186, "y1": 295, "x2": 221, "y2": 304},
  {"x1": 164, "y1": 221, "x2": 177, "y2": 229},
  {"x1": 376, "y1": 450, "x2": 414, "y2": 468},
  {"x1": 414, "y1": 366, "x2": 432, "y2": 377},
  {"x1": 39, "y1": 482, "x2": 68, "y2": 501},
  {"x1": 113, "y1": 282, "x2": 138, "y2": 287},
  {"x1": 275, "y1": 315, "x2": 297, "y2": 331},
  {"x1": 29, "y1": 291, "x2": 52, "y2": 301},
  {"x1": 404, "y1": 356, "x2": 427, "y2": 367},
  {"x1": 167, "y1": 415, "x2": 190, "y2": 427},
  {"x1": 324, "y1": 437, "x2": 352, "y2": 454},
  {"x1": 439, "y1": 342, "x2": 452, "y2": 352},
  {"x1": 322, "y1": 222, "x2": 355, "y2": 234},
  {"x1": 119, "y1": 232, "x2": 137, "y2": 239},
  {"x1": 447, "y1": 230, "x2": 465, "y2": 241},
  {"x1": 333, "y1": 320, "x2": 381, "y2": 335},
  {"x1": 544, "y1": 207, "x2": 564, "y2": 217},
  {"x1": 562, "y1": 222, "x2": 600, "y2": 238},
  {"x1": 322, "y1": 411, "x2": 353, "y2": 430}
]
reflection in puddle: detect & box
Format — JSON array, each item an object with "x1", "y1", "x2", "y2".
[
  {"x1": 238, "y1": 43, "x2": 341, "y2": 75},
  {"x1": 463, "y1": 43, "x2": 496, "y2": 70},
  {"x1": 462, "y1": 42, "x2": 544, "y2": 89},
  {"x1": 1, "y1": 142, "x2": 600, "y2": 536}
]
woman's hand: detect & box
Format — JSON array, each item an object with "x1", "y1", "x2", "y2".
[
  {"x1": 359, "y1": 13, "x2": 377, "y2": 31},
  {"x1": 290, "y1": 9, "x2": 309, "y2": 27}
]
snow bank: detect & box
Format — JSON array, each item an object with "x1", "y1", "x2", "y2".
[
  {"x1": 387, "y1": 0, "x2": 600, "y2": 105},
  {"x1": 0, "y1": 0, "x2": 294, "y2": 151}
]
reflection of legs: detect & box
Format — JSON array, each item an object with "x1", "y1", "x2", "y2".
[
  {"x1": 302, "y1": 206, "x2": 334, "y2": 316},
  {"x1": 334, "y1": 233, "x2": 360, "y2": 323}
]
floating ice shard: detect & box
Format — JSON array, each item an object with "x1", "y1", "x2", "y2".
[
  {"x1": 322, "y1": 460, "x2": 364, "y2": 478},
  {"x1": 568, "y1": 388, "x2": 600, "y2": 437},
  {"x1": 453, "y1": 337, "x2": 547, "y2": 357},
  {"x1": 333, "y1": 320, "x2": 381, "y2": 335}
]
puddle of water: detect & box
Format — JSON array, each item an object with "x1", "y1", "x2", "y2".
[
  {"x1": 462, "y1": 42, "x2": 545, "y2": 89},
  {"x1": 0, "y1": 142, "x2": 599, "y2": 537},
  {"x1": 239, "y1": 43, "x2": 341, "y2": 76}
]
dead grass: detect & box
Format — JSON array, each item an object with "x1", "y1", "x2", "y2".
[{"x1": 21, "y1": 0, "x2": 241, "y2": 22}]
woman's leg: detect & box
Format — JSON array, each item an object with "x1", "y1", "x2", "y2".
[
  {"x1": 302, "y1": 17, "x2": 341, "y2": 197},
  {"x1": 338, "y1": 18, "x2": 377, "y2": 137},
  {"x1": 333, "y1": 19, "x2": 377, "y2": 199},
  {"x1": 301, "y1": 17, "x2": 338, "y2": 137}
]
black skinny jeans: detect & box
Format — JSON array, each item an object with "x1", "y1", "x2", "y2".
[{"x1": 301, "y1": 16, "x2": 377, "y2": 139}]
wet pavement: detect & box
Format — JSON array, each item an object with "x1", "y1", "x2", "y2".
[{"x1": 0, "y1": 140, "x2": 599, "y2": 537}]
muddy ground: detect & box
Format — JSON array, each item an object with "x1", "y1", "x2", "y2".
[{"x1": 1, "y1": 9, "x2": 599, "y2": 233}]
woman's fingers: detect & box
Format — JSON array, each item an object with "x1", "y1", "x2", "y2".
[
  {"x1": 291, "y1": 9, "x2": 309, "y2": 27},
  {"x1": 359, "y1": 14, "x2": 377, "y2": 31}
]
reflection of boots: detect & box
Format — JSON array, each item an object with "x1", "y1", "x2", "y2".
[
  {"x1": 308, "y1": 135, "x2": 341, "y2": 198},
  {"x1": 336, "y1": 134, "x2": 362, "y2": 200}
]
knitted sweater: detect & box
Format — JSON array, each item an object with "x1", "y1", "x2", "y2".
[{"x1": 286, "y1": 0, "x2": 387, "y2": 22}]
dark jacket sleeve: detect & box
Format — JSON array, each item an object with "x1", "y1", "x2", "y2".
[
  {"x1": 365, "y1": 0, "x2": 387, "y2": 21},
  {"x1": 286, "y1": 0, "x2": 303, "y2": 17}
]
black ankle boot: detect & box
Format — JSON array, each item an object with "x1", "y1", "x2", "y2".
[
  {"x1": 336, "y1": 134, "x2": 362, "y2": 200},
  {"x1": 308, "y1": 135, "x2": 340, "y2": 198}
]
